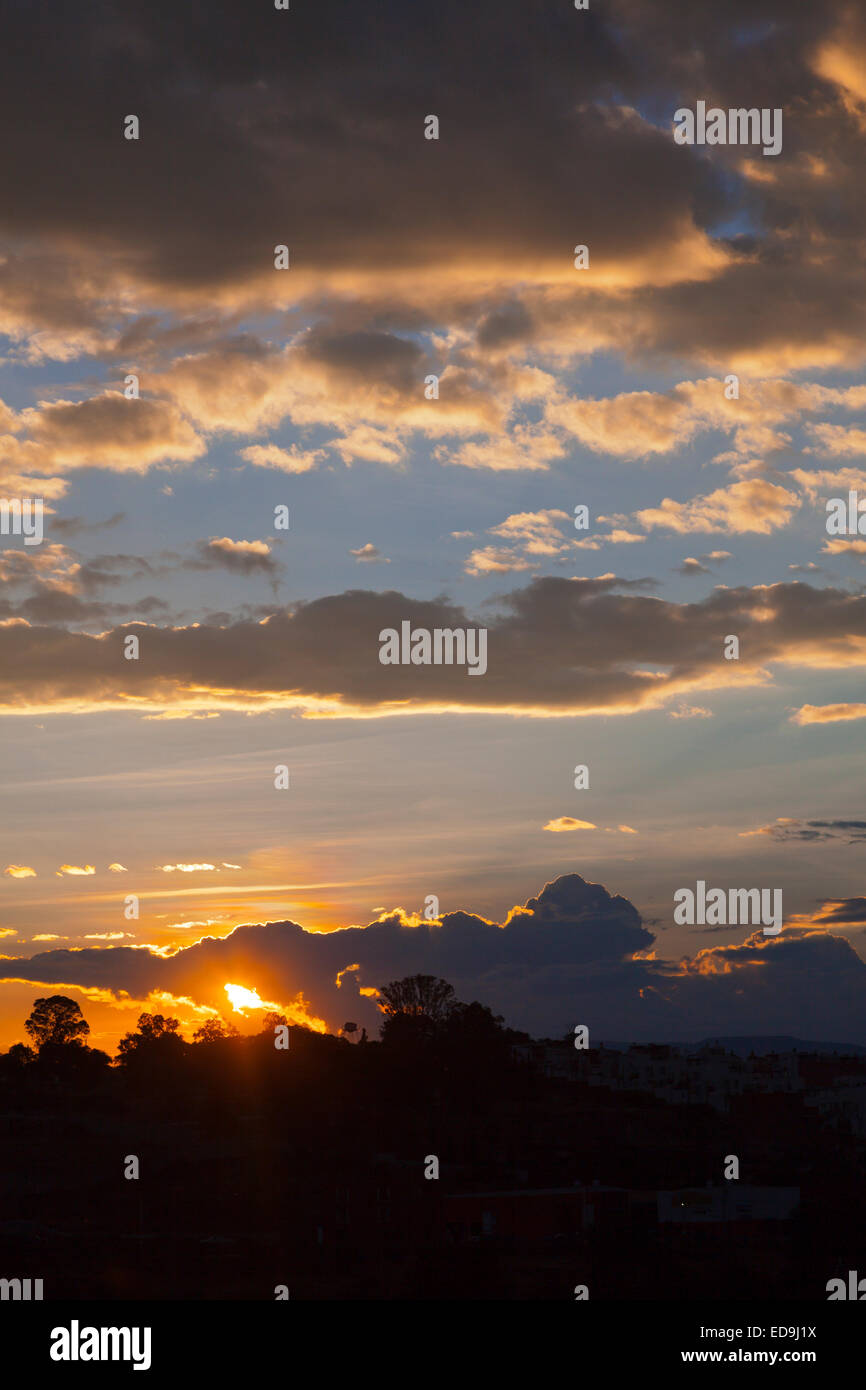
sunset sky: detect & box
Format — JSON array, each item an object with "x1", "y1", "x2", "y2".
[{"x1": 2, "y1": 0, "x2": 866, "y2": 1052}]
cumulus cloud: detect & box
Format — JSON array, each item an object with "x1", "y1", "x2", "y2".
[
  {"x1": 805, "y1": 423, "x2": 866, "y2": 457},
  {"x1": 465, "y1": 545, "x2": 537, "y2": 576},
  {"x1": 194, "y1": 537, "x2": 279, "y2": 577},
  {"x1": 4, "y1": 872, "x2": 866, "y2": 1043},
  {"x1": 677, "y1": 557, "x2": 710, "y2": 576},
  {"x1": 636, "y1": 480, "x2": 801, "y2": 536},
  {"x1": 11, "y1": 394, "x2": 204, "y2": 476},
  {"x1": 543, "y1": 378, "x2": 866, "y2": 465}
]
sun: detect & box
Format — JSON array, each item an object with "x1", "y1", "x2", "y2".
[{"x1": 224, "y1": 982, "x2": 279, "y2": 1016}]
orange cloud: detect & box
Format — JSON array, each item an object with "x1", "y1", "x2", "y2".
[
  {"x1": 636, "y1": 480, "x2": 801, "y2": 536},
  {"x1": 792, "y1": 702, "x2": 866, "y2": 725}
]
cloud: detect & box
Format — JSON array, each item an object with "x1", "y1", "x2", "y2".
[
  {"x1": 4, "y1": 865, "x2": 36, "y2": 878},
  {"x1": 542, "y1": 378, "x2": 866, "y2": 465},
  {"x1": 465, "y1": 546, "x2": 537, "y2": 576},
  {"x1": 543, "y1": 817, "x2": 597, "y2": 832},
  {"x1": 237, "y1": 443, "x2": 326, "y2": 473},
  {"x1": 678, "y1": 550, "x2": 734, "y2": 574},
  {"x1": 0, "y1": 873, "x2": 652, "y2": 1039},
  {"x1": 5, "y1": 871, "x2": 866, "y2": 1043},
  {"x1": 157, "y1": 863, "x2": 217, "y2": 874},
  {"x1": 51, "y1": 512, "x2": 126, "y2": 538},
  {"x1": 11, "y1": 394, "x2": 204, "y2": 476},
  {"x1": 0, "y1": 0, "x2": 865, "y2": 406},
  {"x1": 805, "y1": 423, "x2": 866, "y2": 457},
  {"x1": 740, "y1": 818, "x2": 866, "y2": 845},
  {"x1": 792, "y1": 703, "x2": 866, "y2": 725},
  {"x1": 444, "y1": 430, "x2": 565, "y2": 472},
  {"x1": 162, "y1": 920, "x2": 224, "y2": 932},
  {"x1": 330, "y1": 425, "x2": 405, "y2": 465},
  {"x1": 488, "y1": 509, "x2": 573, "y2": 554},
  {"x1": 668, "y1": 704, "x2": 713, "y2": 720},
  {"x1": 636, "y1": 480, "x2": 801, "y2": 536},
  {"x1": 821, "y1": 538, "x2": 866, "y2": 559},
  {"x1": 0, "y1": 576, "x2": 864, "y2": 717},
  {"x1": 464, "y1": 508, "x2": 633, "y2": 574},
  {"x1": 813, "y1": 899, "x2": 866, "y2": 927},
  {"x1": 55, "y1": 864, "x2": 95, "y2": 876},
  {"x1": 194, "y1": 537, "x2": 279, "y2": 577},
  {"x1": 789, "y1": 466, "x2": 866, "y2": 503},
  {"x1": 108, "y1": 863, "x2": 128, "y2": 873},
  {"x1": 350, "y1": 544, "x2": 390, "y2": 564}
]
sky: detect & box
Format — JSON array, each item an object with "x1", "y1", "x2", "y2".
[{"x1": 1, "y1": 0, "x2": 866, "y2": 1052}]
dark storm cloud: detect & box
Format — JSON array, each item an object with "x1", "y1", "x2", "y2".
[
  {"x1": 0, "y1": 2, "x2": 654, "y2": 284},
  {"x1": 0, "y1": 874, "x2": 651, "y2": 1038},
  {"x1": 0, "y1": 576, "x2": 864, "y2": 713},
  {"x1": 4, "y1": 872, "x2": 866, "y2": 1042},
  {"x1": 0, "y1": 0, "x2": 862, "y2": 378}
]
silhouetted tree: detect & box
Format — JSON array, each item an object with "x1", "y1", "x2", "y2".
[
  {"x1": 260, "y1": 1011, "x2": 288, "y2": 1033},
  {"x1": 378, "y1": 976, "x2": 459, "y2": 1049},
  {"x1": 117, "y1": 1013, "x2": 184, "y2": 1065},
  {"x1": 193, "y1": 1017, "x2": 240, "y2": 1043},
  {"x1": 24, "y1": 995, "x2": 89, "y2": 1050},
  {"x1": 379, "y1": 975, "x2": 456, "y2": 1023}
]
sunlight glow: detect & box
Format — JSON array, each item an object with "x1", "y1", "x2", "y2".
[{"x1": 224, "y1": 982, "x2": 280, "y2": 1016}]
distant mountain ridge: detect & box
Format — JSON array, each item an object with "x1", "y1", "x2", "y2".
[
  {"x1": 587, "y1": 1035, "x2": 866, "y2": 1057},
  {"x1": 691, "y1": 1035, "x2": 866, "y2": 1057}
]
